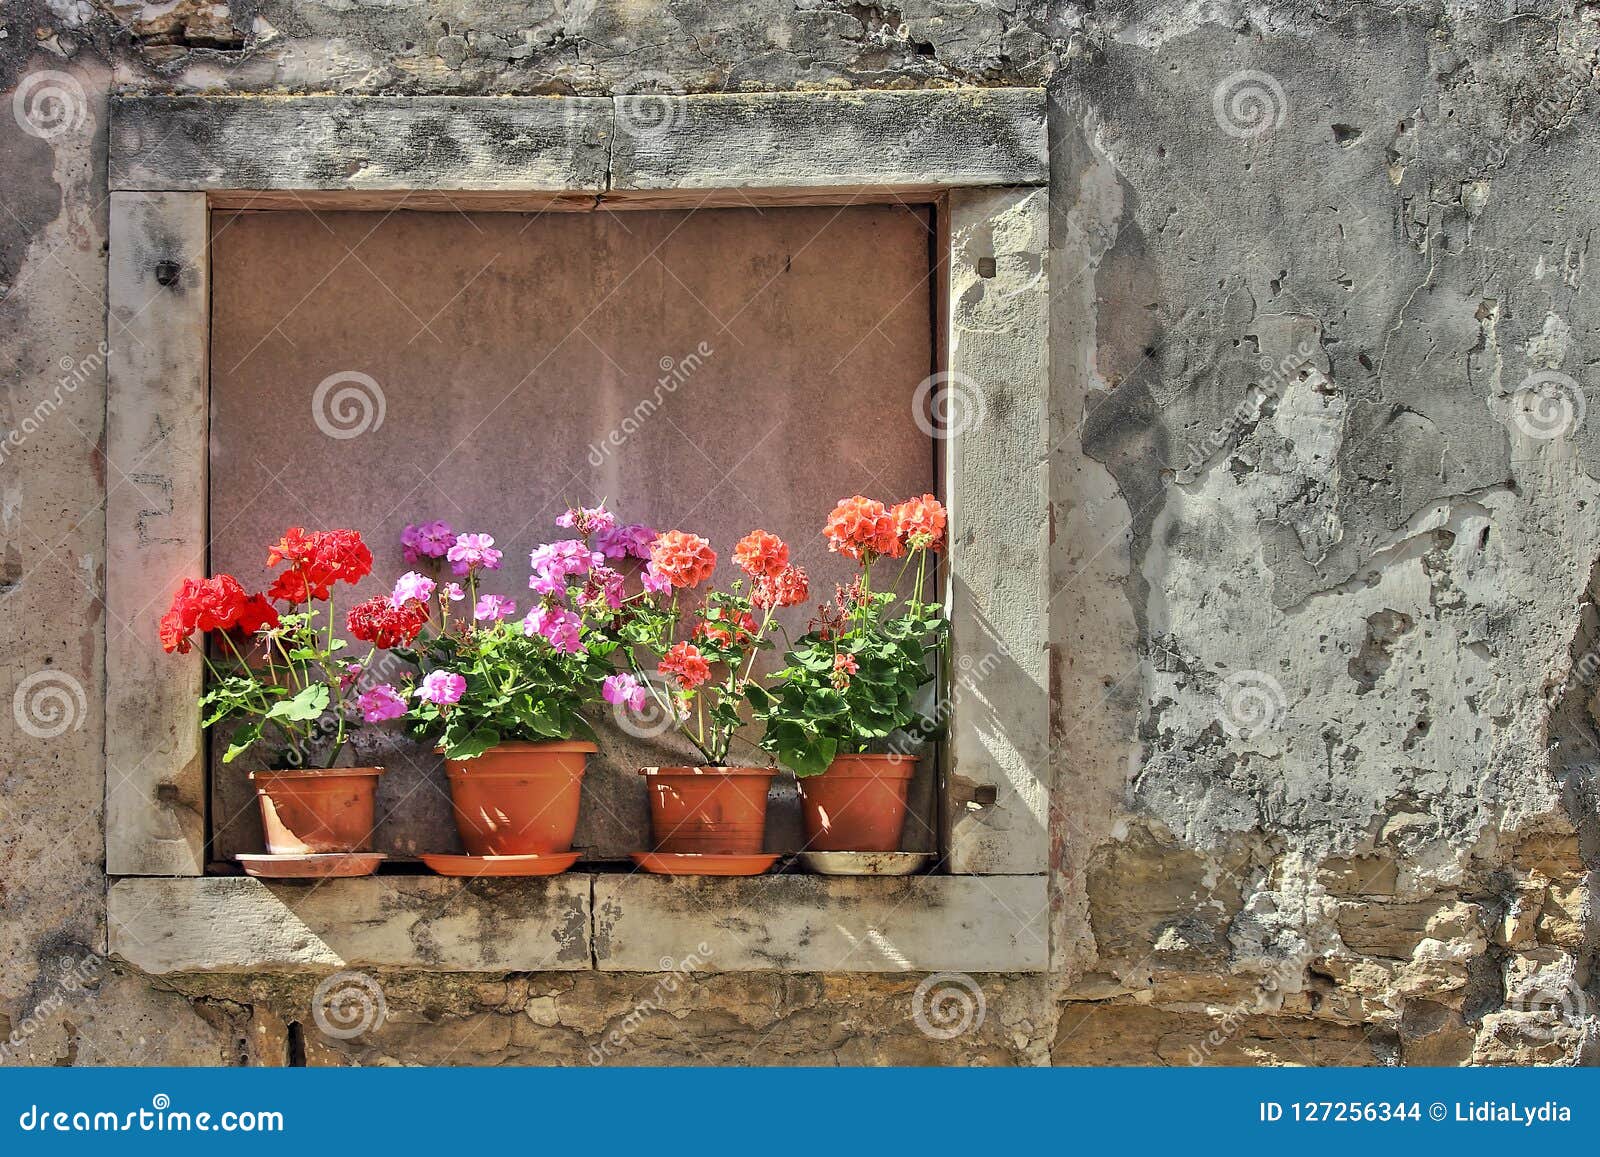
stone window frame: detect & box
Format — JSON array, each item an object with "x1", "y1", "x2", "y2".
[{"x1": 103, "y1": 90, "x2": 1051, "y2": 976}]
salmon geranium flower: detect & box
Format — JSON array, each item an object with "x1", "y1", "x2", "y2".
[
  {"x1": 659, "y1": 641, "x2": 712, "y2": 690},
  {"x1": 649, "y1": 530, "x2": 718, "y2": 589},
  {"x1": 823, "y1": 496, "x2": 900, "y2": 560},
  {"x1": 891, "y1": 493, "x2": 947, "y2": 553},
  {"x1": 732, "y1": 529, "x2": 790, "y2": 578},
  {"x1": 752, "y1": 565, "x2": 810, "y2": 610}
]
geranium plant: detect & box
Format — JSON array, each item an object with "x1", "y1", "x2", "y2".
[
  {"x1": 746, "y1": 494, "x2": 949, "y2": 776},
  {"x1": 615, "y1": 527, "x2": 809, "y2": 765},
  {"x1": 159, "y1": 527, "x2": 401, "y2": 768},
  {"x1": 362, "y1": 513, "x2": 626, "y2": 760}
]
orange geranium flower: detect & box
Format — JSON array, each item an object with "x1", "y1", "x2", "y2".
[
  {"x1": 659, "y1": 641, "x2": 713, "y2": 690},
  {"x1": 649, "y1": 530, "x2": 718, "y2": 589},
  {"x1": 732, "y1": 529, "x2": 790, "y2": 578},
  {"x1": 891, "y1": 493, "x2": 947, "y2": 553},
  {"x1": 823, "y1": 496, "x2": 899, "y2": 560}
]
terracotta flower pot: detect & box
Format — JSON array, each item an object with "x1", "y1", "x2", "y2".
[
  {"x1": 445, "y1": 741, "x2": 594, "y2": 855},
  {"x1": 640, "y1": 766, "x2": 775, "y2": 854},
  {"x1": 250, "y1": 767, "x2": 385, "y2": 855},
  {"x1": 798, "y1": 753, "x2": 916, "y2": 852}
]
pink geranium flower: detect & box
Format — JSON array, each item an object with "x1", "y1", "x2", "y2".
[
  {"x1": 555, "y1": 503, "x2": 618, "y2": 536},
  {"x1": 358, "y1": 683, "x2": 407, "y2": 722},
  {"x1": 416, "y1": 670, "x2": 466, "y2": 705},
  {"x1": 596, "y1": 522, "x2": 659, "y2": 560},
  {"x1": 390, "y1": 570, "x2": 435, "y2": 608},
  {"x1": 475, "y1": 594, "x2": 516, "y2": 621},
  {"x1": 529, "y1": 539, "x2": 603, "y2": 596},
  {"x1": 442, "y1": 582, "x2": 465, "y2": 602},
  {"x1": 447, "y1": 533, "x2": 503, "y2": 576},
  {"x1": 522, "y1": 604, "x2": 585, "y2": 655},
  {"x1": 602, "y1": 672, "x2": 647, "y2": 711}
]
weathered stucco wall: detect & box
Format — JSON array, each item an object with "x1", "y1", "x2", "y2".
[{"x1": 1, "y1": 0, "x2": 1596, "y2": 1065}]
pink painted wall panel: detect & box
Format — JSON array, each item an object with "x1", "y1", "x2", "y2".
[{"x1": 207, "y1": 204, "x2": 935, "y2": 861}]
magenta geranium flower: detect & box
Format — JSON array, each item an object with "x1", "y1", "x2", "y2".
[
  {"x1": 416, "y1": 670, "x2": 466, "y2": 705},
  {"x1": 390, "y1": 570, "x2": 435, "y2": 608},
  {"x1": 401, "y1": 520, "x2": 454, "y2": 564},
  {"x1": 577, "y1": 565, "x2": 625, "y2": 611},
  {"x1": 528, "y1": 539, "x2": 603, "y2": 596},
  {"x1": 522, "y1": 604, "x2": 585, "y2": 655},
  {"x1": 595, "y1": 522, "x2": 659, "y2": 561},
  {"x1": 475, "y1": 594, "x2": 516, "y2": 621},
  {"x1": 555, "y1": 503, "x2": 617, "y2": 536},
  {"x1": 447, "y1": 532, "x2": 503, "y2": 576},
  {"x1": 602, "y1": 672, "x2": 647, "y2": 711},
  {"x1": 358, "y1": 683, "x2": 407, "y2": 722}
]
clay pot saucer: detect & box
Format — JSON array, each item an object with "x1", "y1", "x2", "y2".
[
  {"x1": 236, "y1": 852, "x2": 386, "y2": 879},
  {"x1": 421, "y1": 851, "x2": 581, "y2": 878},
  {"x1": 630, "y1": 852, "x2": 779, "y2": 877},
  {"x1": 799, "y1": 851, "x2": 935, "y2": 877}
]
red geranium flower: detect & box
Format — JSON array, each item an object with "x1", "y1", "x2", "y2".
[
  {"x1": 732, "y1": 529, "x2": 790, "y2": 579},
  {"x1": 649, "y1": 530, "x2": 718, "y2": 589},
  {"x1": 266, "y1": 527, "x2": 373, "y2": 603},
  {"x1": 752, "y1": 565, "x2": 810, "y2": 610},
  {"x1": 659, "y1": 641, "x2": 712, "y2": 690},
  {"x1": 234, "y1": 594, "x2": 280, "y2": 635},
  {"x1": 891, "y1": 493, "x2": 947, "y2": 553},
  {"x1": 159, "y1": 575, "x2": 278, "y2": 653},
  {"x1": 346, "y1": 595, "x2": 429, "y2": 650},
  {"x1": 823, "y1": 496, "x2": 899, "y2": 561}
]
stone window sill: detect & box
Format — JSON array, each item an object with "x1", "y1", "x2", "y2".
[{"x1": 107, "y1": 873, "x2": 1046, "y2": 975}]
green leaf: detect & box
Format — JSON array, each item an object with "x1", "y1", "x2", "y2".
[
  {"x1": 443, "y1": 726, "x2": 501, "y2": 761},
  {"x1": 265, "y1": 682, "x2": 330, "y2": 722},
  {"x1": 222, "y1": 722, "x2": 262, "y2": 764}
]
